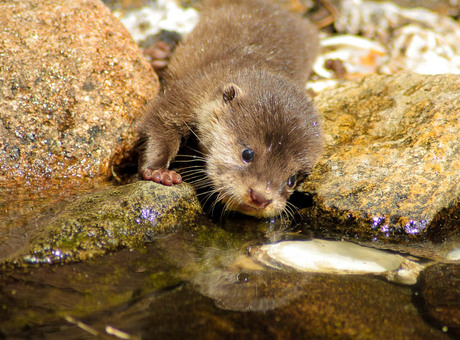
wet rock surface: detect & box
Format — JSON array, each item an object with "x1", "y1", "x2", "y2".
[
  {"x1": 418, "y1": 263, "x2": 460, "y2": 337},
  {"x1": 117, "y1": 276, "x2": 447, "y2": 339},
  {"x1": 302, "y1": 72, "x2": 460, "y2": 242},
  {"x1": 251, "y1": 239, "x2": 427, "y2": 285},
  {"x1": 3, "y1": 181, "x2": 201, "y2": 265},
  {"x1": 0, "y1": 0, "x2": 157, "y2": 186}
]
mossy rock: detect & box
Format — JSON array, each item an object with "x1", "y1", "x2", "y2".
[{"x1": 6, "y1": 181, "x2": 202, "y2": 265}]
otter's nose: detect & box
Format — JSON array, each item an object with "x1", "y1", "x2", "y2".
[{"x1": 249, "y1": 189, "x2": 272, "y2": 209}]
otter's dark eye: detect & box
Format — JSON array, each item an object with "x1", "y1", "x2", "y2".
[
  {"x1": 241, "y1": 148, "x2": 254, "y2": 163},
  {"x1": 287, "y1": 174, "x2": 297, "y2": 187}
]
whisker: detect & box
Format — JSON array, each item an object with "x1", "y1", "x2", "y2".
[
  {"x1": 177, "y1": 168, "x2": 207, "y2": 174},
  {"x1": 282, "y1": 212, "x2": 291, "y2": 225},
  {"x1": 202, "y1": 188, "x2": 220, "y2": 209},
  {"x1": 175, "y1": 153, "x2": 205, "y2": 158},
  {"x1": 173, "y1": 158, "x2": 206, "y2": 164},
  {"x1": 282, "y1": 201, "x2": 298, "y2": 224},
  {"x1": 182, "y1": 122, "x2": 206, "y2": 153},
  {"x1": 286, "y1": 201, "x2": 299, "y2": 217},
  {"x1": 187, "y1": 177, "x2": 209, "y2": 185},
  {"x1": 282, "y1": 206, "x2": 291, "y2": 222},
  {"x1": 219, "y1": 202, "x2": 227, "y2": 222},
  {"x1": 208, "y1": 186, "x2": 231, "y2": 219},
  {"x1": 197, "y1": 190, "x2": 215, "y2": 200},
  {"x1": 193, "y1": 178, "x2": 214, "y2": 191},
  {"x1": 178, "y1": 169, "x2": 206, "y2": 177},
  {"x1": 221, "y1": 194, "x2": 238, "y2": 219},
  {"x1": 177, "y1": 168, "x2": 206, "y2": 180},
  {"x1": 180, "y1": 174, "x2": 206, "y2": 183},
  {"x1": 182, "y1": 145, "x2": 206, "y2": 157},
  {"x1": 281, "y1": 210, "x2": 290, "y2": 225},
  {"x1": 183, "y1": 172, "x2": 209, "y2": 183},
  {"x1": 194, "y1": 184, "x2": 214, "y2": 191},
  {"x1": 222, "y1": 194, "x2": 239, "y2": 220},
  {"x1": 174, "y1": 157, "x2": 205, "y2": 161},
  {"x1": 187, "y1": 181, "x2": 208, "y2": 189}
]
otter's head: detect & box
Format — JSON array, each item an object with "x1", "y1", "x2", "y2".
[{"x1": 198, "y1": 72, "x2": 322, "y2": 218}]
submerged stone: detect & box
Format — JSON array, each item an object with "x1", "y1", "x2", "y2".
[
  {"x1": 447, "y1": 246, "x2": 460, "y2": 260},
  {"x1": 418, "y1": 263, "x2": 460, "y2": 337},
  {"x1": 256, "y1": 240, "x2": 403, "y2": 273},
  {"x1": 303, "y1": 72, "x2": 460, "y2": 242},
  {"x1": 126, "y1": 278, "x2": 448, "y2": 339},
  {"x1": 250, "y1": 239, "x2": 424, "y2": 285}
]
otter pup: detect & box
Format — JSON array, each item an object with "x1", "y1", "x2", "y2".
[{"x1": 138, "y1": 0, "x2": 322, "y2": 218}]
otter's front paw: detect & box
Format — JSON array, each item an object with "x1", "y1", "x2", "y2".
[{"x1": 142, "y1": 168, "x2": 182, "y2": 186}]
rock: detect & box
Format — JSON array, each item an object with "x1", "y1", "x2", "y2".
[
  {"x1": 113, "y1": 0, "x2": 199, "y2": 47},
  {"x1": 0, "y1": 0, "x2": 159, "y2": 253},
  {"x1": 4, "y1": 181, "x2": 202, "y2": 265},
  {"x1": 250, "y1": 239, "x2": 425, "y2": 285},
  {"x1": 142, "y1": 278, "x2": 446, "y2": 339},
  {"x1": 374, "y1": 0, "x2": 460, "y2": 16},
  {"x1": 0, "y1": 0, "x2": 158, "y2": 184},
  {"x1": 301, "y1": 72, "x2": 460, "y2": 242},
  {"x1": 447, "y1": 246, "x2": 460, "y2": 260},
  {"x1": 254, "y1": 240, "x2": 404, "y2": 273},
  {"x1": 418, "y1": 263, "x2": 460, "y2": 337},
  {"x1": 332, "y1": 0, "x2": 460, "y2": 43},
  {"x1": 83, "y1": 274, "x2": 452, "y2": 339}
]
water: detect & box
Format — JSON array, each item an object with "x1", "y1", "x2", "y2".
[{"x1": 0, "y1": 203, "x2": 457, "y2": 339}]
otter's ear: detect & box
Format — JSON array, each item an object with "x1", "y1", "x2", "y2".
[{"x1": 222, "y1": 83, "x2": 242, "y2": 104}]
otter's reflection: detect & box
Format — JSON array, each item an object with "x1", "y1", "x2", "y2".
[
  {"x1": 157, "y1": 218, "x2": 312, "y2": 312},
  {"x1": 193, "y1": 261, "x2": 310, "y2": 312}
]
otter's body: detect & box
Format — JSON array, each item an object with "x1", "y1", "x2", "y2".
[{"x1": 138, "y1": 0, "x2": 323, "y2": 218}]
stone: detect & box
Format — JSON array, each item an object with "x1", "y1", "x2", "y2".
[
  {"x1": 332, "y1": 0, "x2": 460, "y2": 43},
  {"x1": 418, "y1": 263, "x2": 460, "y2": 337},
  {"x1": 101, "y1": 278, "x2": 447, "y2": 338},
  {"x1": 256, "y1": 240, "x2": 404, "y2": 273},
  {"x1": 447, "y1": 246, "x2": 460, "y2": 260},
  {"x1": 0, "y1": 0, "x2": 158, "y2": 184},
  {"x1": 301, "y1": 72, "x2": 460, "y2": 242},
  {"x1": 250, "y1": 239, "x2": 427, "y2": 285},
  {"x1": 251, "y1": 239, "x2": 425, "y2": 285},
  {"x1": 4, "y1": 181, "x2": 202, "y2": 265},
  {"x1": 113, "y1": 0, "x2": 199, "y2": 46},
  {"x1": 0, "y1": 0, "x2": 159, "y2": 252}
]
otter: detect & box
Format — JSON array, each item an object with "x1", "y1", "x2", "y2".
[{"x1": 138, "y1": 0, "x2": 323, "y2": 218}]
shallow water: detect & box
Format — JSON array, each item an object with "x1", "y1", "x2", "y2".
[{"x1": 0, "y1": 210, "x2": 457, "y2": 339}]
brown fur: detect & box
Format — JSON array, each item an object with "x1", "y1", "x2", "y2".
[{"x1": 138, "y1": 0, "x2": 323, "y2": 218}]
